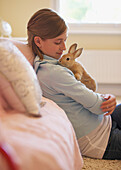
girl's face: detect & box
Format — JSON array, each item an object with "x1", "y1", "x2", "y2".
[{"x1": 40, "y1": 30, "x2": 68, "y2": 59}]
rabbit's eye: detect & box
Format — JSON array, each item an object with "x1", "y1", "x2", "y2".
[{"x1": 66, "y1": 58, "x2": 70, "y2": 61}]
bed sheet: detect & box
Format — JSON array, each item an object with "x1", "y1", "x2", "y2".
[{"x1": 0, "y1": 97, "x2": 83, "y2": 170}]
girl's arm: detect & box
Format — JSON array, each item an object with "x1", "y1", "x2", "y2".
[{"x1": 52, "y1": 67, "x2": 105, "y2": 115}]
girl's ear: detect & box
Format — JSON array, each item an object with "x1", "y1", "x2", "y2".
[
  {"x1": 34, "y1": 36, "x2": 42, "y2": 48},
  {"x1": 74, "y1": 48, "x2": 83, "y2": 59}
]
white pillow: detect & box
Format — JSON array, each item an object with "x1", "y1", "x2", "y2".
[
  {"x1": 0, "y1": 72, "x2": 26, "y2": 112},
  {"x1": 0, "y1": 39, "x2": 42, "y2": 117}
]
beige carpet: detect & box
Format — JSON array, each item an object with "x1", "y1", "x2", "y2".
[{"x1": 82, "y1": 157, "x2": 121, "y2": 170}]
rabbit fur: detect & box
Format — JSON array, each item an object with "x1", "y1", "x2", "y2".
[{"x1": 59, "y1": 43, "x2": 97, "y2": 92}]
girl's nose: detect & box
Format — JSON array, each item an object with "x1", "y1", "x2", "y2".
[{"x1": 61, "y1": 41, "x2": 66, "y2": 51}]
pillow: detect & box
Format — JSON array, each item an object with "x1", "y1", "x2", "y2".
[
  {"x1": 0, "y1": 72, "x2": 26, "y2": 112},
  {"x1": 11, "y1": 39, "x2": 35, "y2": 66},
  {"x1": 0, "y1": 38, "x2": 34, "y2": 66},
  {"x1": 0, "y1": 39, "x2": 42, "y2": 117}
]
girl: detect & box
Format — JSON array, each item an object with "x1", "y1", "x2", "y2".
[{"x1": 27, "y1": 8, "x2": 121, "y2": 160}]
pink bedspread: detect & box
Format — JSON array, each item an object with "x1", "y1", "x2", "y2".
[{"x1": 0, "y1": 97, "x2": 83, "y2": 170}]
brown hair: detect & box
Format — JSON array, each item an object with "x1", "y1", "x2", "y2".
[{"x1": 27, "y1": 8, "x2": 68, "y2": 59}]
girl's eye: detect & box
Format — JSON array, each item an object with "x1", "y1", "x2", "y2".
[
  {"x1": 66, "y1": 58, "x2": 70, "y2": 61},
  {"x1": 54, "y1": 42, "x2": 61, "y2": 45}
]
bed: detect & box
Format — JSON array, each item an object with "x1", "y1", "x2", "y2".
[{"x1": 0, "y1": 38, "x2": 83, "y2": 170}]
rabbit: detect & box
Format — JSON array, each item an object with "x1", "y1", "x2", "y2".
[{"x1": 59, "y1": 43, "x2": 97, "y2": 92}]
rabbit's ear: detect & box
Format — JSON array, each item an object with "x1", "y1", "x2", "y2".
[
  {"x1": 74, "y1": 48, "x2": 83, "y2": 59},
  {"x1": 68, "y1": 43, "x2": 77, "y2": 53}
]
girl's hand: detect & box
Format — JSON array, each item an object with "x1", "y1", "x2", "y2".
[{"x1": 101, "y1": 94, "x2": 117, "y2": 116}]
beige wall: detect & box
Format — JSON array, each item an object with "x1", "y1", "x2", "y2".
[
  {"x1": 0, "y1": 0, "x2": 51, "y2": 37},
  {"x1": 0, "y1": 0, "x2": 121, "y2": 50},
  {"x1": 67, "y1": 34, "x2": 121, "y2": 50}
]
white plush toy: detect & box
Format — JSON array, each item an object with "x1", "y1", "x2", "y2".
[
  {"x1": 59, "y1": 43, "x2": 97, "y2": 92},
  {"x1": 0, "y1": 19, "x2": 12, "y2": 37}
]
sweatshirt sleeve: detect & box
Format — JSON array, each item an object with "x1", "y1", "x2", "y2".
[{"x1": 51, "y1": 66, "x2": 104, "y2": 115}]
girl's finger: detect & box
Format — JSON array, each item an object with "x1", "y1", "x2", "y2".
[
  {"x1": 102, "y1": 105, "x2": 115, "y2": 112},
  {"x1": 101, "y1": 99, "x2": 116, "y2": 109},
  {"x1": 101, "y1": 97, "x2": 115, "y2": 106},
  {"x1": 104, "y1": 111, "x2": 113, "y2": 116}
]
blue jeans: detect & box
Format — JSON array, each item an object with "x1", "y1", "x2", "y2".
[{"x1": 103, "y1": 104, "x2": 121, "y2": 160}]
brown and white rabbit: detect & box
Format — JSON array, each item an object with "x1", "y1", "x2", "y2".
[{"x1": 59, "y1": 43, "x2": 97, "y2": 92}]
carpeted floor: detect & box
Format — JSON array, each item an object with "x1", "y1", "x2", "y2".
[{"x1": 82, "y1": 157, "x2": 121, "y2": 170}]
